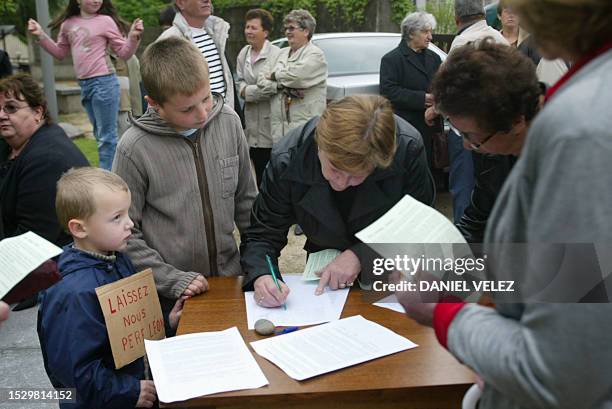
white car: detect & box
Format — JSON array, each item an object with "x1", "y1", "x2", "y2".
[{"x1": 272, "y1": 32, "x2": 447, "y2": 101}]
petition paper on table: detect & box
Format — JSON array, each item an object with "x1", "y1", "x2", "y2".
[
  {"x1": 302, "y1": 249, "x2": 341, "y2": 281},
  {"x1": 250, "y1": 315, "x2": 418, "y2": 381},
  {"x1": 145, "y1": 327, "x2": 268, "y2": 403},
  {"x1": 0, "y1": 231, "x2": 62, "y2": 300},
  {"x1": 372, "y1": 294, "x2": 406, "y2": 314},
  {"x1": 245, "y1": 274, "x2": 349, "y2": 329}
]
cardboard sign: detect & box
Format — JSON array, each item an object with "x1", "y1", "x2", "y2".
[{"x1": 96, "y1": 269, "x2": 165, "y2": 369}]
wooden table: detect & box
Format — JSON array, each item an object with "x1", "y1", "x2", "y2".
[{"x1": 163, "y1": 277, "x2": 475, "y2": 409}]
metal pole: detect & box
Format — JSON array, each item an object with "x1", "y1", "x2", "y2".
[{"x1": 35, "y1": 0, "x2": 58, "y2": 122}]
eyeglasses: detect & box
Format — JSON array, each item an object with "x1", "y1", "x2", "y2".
[
  {"x1": 284, "y1": 25, "x2": 302, "y2": 32},
  {"x1": 0, "y1": 103, "x2": 29, "y2": 115},
  {"x1": 448, "y1": 121, "x2": 497, "y2": 150}
]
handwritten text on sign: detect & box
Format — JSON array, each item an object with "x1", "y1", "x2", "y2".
[{"x1": 95, "y1": 269, "x2": 165, "y2": 369}]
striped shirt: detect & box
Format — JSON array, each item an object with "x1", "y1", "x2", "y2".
[{"x1": 191, "y1": 27, "x2": 226, "y2": 97}]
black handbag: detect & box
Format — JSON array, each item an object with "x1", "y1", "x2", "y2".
[{"x1": 431, "y1": 118, "x2": 449, "y2": 170}]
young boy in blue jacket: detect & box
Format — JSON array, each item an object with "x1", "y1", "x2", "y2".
[{"x1": 38, "y1": 167, "x2": 184, "y2": 408}]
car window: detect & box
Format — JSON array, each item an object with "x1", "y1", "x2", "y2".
[
  {"x1": 313, "y1": 36, "x2": 400, "y2": 76},
  {"x1": 273, "y1": 39, "x2": 289, "y2": 49}
]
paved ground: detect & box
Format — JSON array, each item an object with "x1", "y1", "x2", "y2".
[{"x1": 0, "y1": 306, "x2": 55, "y2": 408}]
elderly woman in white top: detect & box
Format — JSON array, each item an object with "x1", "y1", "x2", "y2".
[
  {"x1": 258, "y1": 9, "x2": 328, "y2": 143},
  {"x1": 236, "y1": 8, "x2": 281, "y2": 187}
]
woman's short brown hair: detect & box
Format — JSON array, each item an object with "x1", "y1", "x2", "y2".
[
  {"x1": 245, "y1": 9, "x2": 274, "y2": 33},
  {"x1": 0, "y1": 73, "x2": 49, "y2": 122},
  {"x1": 497, "y1": 0, "x2": 510, "y2": 16},
  {"x1": 432, "y1": 38, "x2": 540, "y2": 133},
  {"x1": 315, "y1": 95, "x2": 397, "y2": 175},
  {"x1": 508, "y1": 0, "x2": 612, "y2": 57}
]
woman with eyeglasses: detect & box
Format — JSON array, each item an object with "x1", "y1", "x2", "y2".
[
  {"x1": 0, "y1": 74, "x2": 88, "y2": 308},
  {"x1": 258, "y1": 9, "x2": 327, "y2": 144},
  {"x1": 432, "y1": 38, "x2": 540, "y2": 243}
]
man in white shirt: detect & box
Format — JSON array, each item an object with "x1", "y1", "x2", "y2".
[
  {"x1": 158, "y1": 0, "x2": 235, "y2": 110},
  {"x1": 450, "y1": 0, "x2": 508, "y2": 51}
]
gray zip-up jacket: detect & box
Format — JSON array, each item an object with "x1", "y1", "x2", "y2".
[
  {"x1": 113, "y1": 94, "x2": 256, "y2": 301},
  {"x1": 448, "y1": 49, "x2": 612, "y2": 409}
]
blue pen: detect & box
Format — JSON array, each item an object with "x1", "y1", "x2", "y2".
[
  {"x1": 265, "y1": 254, "x2": 287, "y2": 310},
  {"x1": 275, "y1": 326, "x2": 299, "y2": 335}
]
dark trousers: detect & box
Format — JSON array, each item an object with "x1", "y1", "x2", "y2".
[
  {"x1": 448, "y1": 130, "x2": 475, "y2": 223},
  {"x1": 250, "y1": 147, "x2": 272, "y2": 189}
]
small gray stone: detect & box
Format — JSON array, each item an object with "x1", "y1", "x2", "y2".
[
  {"x1": 254, "y1": 318, "x2": 275, "y2": 336},
  {"x1": 58, "y1": 122, "x2": 85, "y2": 139}
]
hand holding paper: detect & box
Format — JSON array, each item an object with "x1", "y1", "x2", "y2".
[
  {"x1": 0, "y1": 232, "x2": 63, "y2": 302},
  {"x1": 0, "y1": 301, "x2": 9, "y2": 325}
]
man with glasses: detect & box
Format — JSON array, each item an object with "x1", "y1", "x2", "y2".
[{"x1": 431, "y1": 38, "x2": 541, "y2": 243}]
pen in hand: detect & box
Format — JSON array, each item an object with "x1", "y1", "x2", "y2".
[{"x1": 265, "y1": 254, "x2": 287, "y2": 310}]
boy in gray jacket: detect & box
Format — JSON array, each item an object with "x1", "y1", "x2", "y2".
[{"x1": 113, "y1": 37, "x2": 257, "y2": 314}]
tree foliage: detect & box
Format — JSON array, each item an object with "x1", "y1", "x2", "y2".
[
  {"x1": 112, "y1": 0, "x2": 170, "y2": 27},
  {"x1": 391, "y1": 0, "x2": 455, "y2": 33},
  {"x1": 0, "y1": 0, "x2": 169, "y2": 38},
  {"x1": 0, "y1": 0, "x2": 66, "y2": 38},
  {"x1": 212, "y1": 0, "x2": 456, "y2": 34}
]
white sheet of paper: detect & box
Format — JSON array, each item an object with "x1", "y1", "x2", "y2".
[
  {"x1": 372, "y1": 294, "x2": 405, "y2": 314},
  {"x1": 145, "y1": 327, "x2": 268, "y2": 403},
  {"x1": 302, "y1": 249, "x2": 341, "y2": 281},
  {"x1": 355, "y1": 194, "x2": 472, "y2": 265},
  {"x1": 356, "y1": 194, "x2": 467, "y2": 244},
  {"x1": 0, "y1": 231, "x2": 63, "y2": 299},
  {"x1": 250, "y1": 315, "x2": 417, "y2": 381},
  {"x1": 245, "y1": 275, "x2": 349, "y2": 329},
  {"x1": 355, "y1": 195, "x2": 481, "y2": 302}
]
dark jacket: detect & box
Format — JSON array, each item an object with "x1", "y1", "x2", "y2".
[
  {"x1": 0, "y1": 49, "x2": 12, "y2": 79},
  {"x1": 240, "y1": 116, "x2": 434, "y2": 289},
  {"x1": 517, "y1": 35, "x2": 541, "y2": 66},
  {"x1": 456, "y1": 152, "x2": 517, "y2": 243},
  {"x1": 380, "y1": 40, "x2": 442, "y2": 166},
  {"x1": 0, "y1": 124, "x2": 89, "y2": 244},
  {"x1": 38, "y1": 247, "x2": 143, "y2": 409}
]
